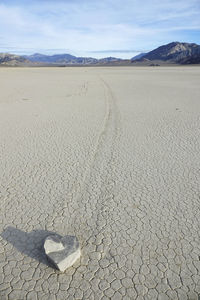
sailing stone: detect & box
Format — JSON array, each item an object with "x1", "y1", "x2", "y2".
[{"x1": 44, "y1": 234, "x2": 81, "y2": 272}]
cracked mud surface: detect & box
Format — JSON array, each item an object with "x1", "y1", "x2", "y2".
[{"x1": 0, "y1": 67, "x2": 200, "y2": 299}]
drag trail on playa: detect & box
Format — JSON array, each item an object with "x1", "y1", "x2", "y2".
[{"x1": 0, "y1": 67, "x2": 200, "y2": 299}]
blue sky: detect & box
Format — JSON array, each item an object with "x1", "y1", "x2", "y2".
[{"x1": 0, "y1": 0, "x2": 200, "y2": 58}]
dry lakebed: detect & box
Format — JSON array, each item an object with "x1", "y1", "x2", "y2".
[{"x1": 0, "y1": 66, "x2": 200, "y2": 299}]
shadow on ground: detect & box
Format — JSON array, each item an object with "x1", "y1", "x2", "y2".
[{"x1": 1, "y1": 226, "x2": 60, "y2": 268}]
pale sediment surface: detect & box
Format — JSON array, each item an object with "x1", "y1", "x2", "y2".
[{"x1": 0, "y1": 66, "x2": 200, "y2": 299}]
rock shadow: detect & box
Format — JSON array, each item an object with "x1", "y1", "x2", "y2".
[{"x1": 1, "y1": 226, "x2": 61, "y2": 268}]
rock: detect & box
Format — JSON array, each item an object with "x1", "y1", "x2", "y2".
[{"x1": 44, "y1": 234, "x2": 81, "y2": 272}]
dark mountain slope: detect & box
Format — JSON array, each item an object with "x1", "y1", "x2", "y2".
[
  {"x1": 131, "y1": 53, "x2": 146, "y2": 61},
  {"x1": 133, "y1": 42, "x2": 200, "y2": 64}
]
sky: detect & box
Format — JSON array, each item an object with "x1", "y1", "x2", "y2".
[{"x1": 0, "y1": 0, "x2": 200, "y2": 59}]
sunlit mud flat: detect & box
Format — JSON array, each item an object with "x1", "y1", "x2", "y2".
[{"x1": 0, "y1": 66, "x2": 200, "y2": 299}]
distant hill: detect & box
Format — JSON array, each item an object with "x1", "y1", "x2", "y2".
[
  {"x1": 23, "y1": 54, "x2": 123, "y2": 65},
  {"x1": 97, "y1": 57, "x2": 122, "y2": 64},
  {"x1": 24, "y1": 53, "x2": 76, "y2": 63},
  {"x1": 132, "y1": 42, "x2": 200, "y2": 64},
  {"x1": 0, "y1": 53, "x2": 29, "y2": 66},
  {"x1": 23, "y1": 53, "x2": 99, "y2": 64}
]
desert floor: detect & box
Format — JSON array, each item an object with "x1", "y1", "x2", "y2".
[{"x1": 0, "y1": 67, "x2": 200, "y2": 300}]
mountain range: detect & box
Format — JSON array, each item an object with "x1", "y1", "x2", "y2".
[
  {"x1": 132, "y1": 42, "x2": 200, "y2": 65},
  {"x1": 0, "y1": 42, "x2": 200, "y2": 66},
  {"x1": 23, "y1": 53, "x2": 98, "y2": 64}
]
